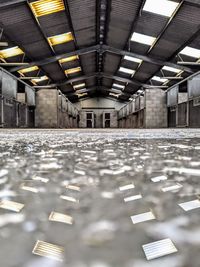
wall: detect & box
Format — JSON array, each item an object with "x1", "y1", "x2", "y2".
[{"x1": 144, "y1": 89, "x2": 167, "y2": 128}]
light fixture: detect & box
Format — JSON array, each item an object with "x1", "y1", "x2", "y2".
[
  {"x1": 77, "y1": 92, "x2": 87, "y2": 98},
  {"x1": 131, "y1": 32, "x2": 156, "y2": 46},
  {"x1": 113, "y1": 83, "x2": 125, "y2": 89},
  {"x1": 30, "y1": 0, "x2": 65, "y2": 17},
  {"x1": 152, "y1": 76, "x2": 168, "y2": 83},
  {"x1": 73, "y1": 83, "x2": 86, "y2": 90},
  {"x1": 18, "y1": 66, "x2": 39, "y2": 75},
  {"x1": 143, "y1": 0, "x2": 179, "y2": 17},
  {"x1": 119, "y1": 67, "x2": 135, "y2": 75},
  {"x1": 31, "y1": 76, "x2": 49, "y2": 83},
  {"x1": 0, "y1": 46, "x2": 23, "y2": 58},
  {"x1": 65, "y1": 67, "x2": 81, "y2": 75},
  {"x1": 0, "y1": 42, "x2": 8, "y2": 47},
  {"x1": 109, "y1": 92, "x2": 120, "y2": 98},
  {"x1": 162, "y1": 66, "x2": 181, "y2": 73},
  {"x1": 124, "y1": 55, "x2": 142, "y2": 64},
  {"x1": 59, "y1": 55, "x2": 79, "y2": 64},
  {"x1": 180, "y1": 46, "x2": 200, "y2": 58},
  {"x1": 48, "y1": 32, "x2": 73, "y2": 46}
]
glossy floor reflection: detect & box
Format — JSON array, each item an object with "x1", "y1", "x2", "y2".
[{"x1": 0, "y1": 129, "x2": 200, "y2": 267}]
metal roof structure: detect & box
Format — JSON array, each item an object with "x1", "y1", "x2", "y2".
[{"x1": 0, "y1": 0, "x2": 200, "y2": 102}]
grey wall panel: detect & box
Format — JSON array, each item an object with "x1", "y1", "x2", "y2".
[
  {"x1": 178, "y1": 102, "x2": 187, "y2": 127},
  {"x1": 167, "y1": 86, "x2": 178, "y2": 107},
  {"x1": 25, "y1": 85, "x2": 35, "y2": 106},
  {"x1": 189, "y1": 100, "x2": 200, "y2": 127},
  {"x1": 188, "y1": 74, "x2": 200, "y2": 99},
  {"x1": 168, "y1": 108, "x2": 176, "y2": 128},
  {"x1": 2, "y1": 72, "x2": 17, "y2": 99},
  {"x1": 135, "y1": 96, "x2": 140, "y2": 111}
]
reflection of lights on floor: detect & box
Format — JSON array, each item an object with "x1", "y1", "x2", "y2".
[
  {"x1": 119, "y1": 183, "x2": 135, "y2": 191},
  {"x1": 32, "y1": 240, "x2": 64, "y2": 261},
  {"x1": 124, "y1": 194, "x2": 142, "y2": 202},
  {"x1": 131, "y1": 211, "x2": 155, "y2": 224},
  {"x1": 142, "y1": 238, "x2": 178, "y2": 260},
  {"x1": 161, "y1": 183, "x2": 182, "y2": 192},
  {"x1": 49, "y1": 211, "x2": 74, "y2": 225},
  {"x1": 60, "y1": 195, "x2": 79, "y2": 203},
  {"x1": 178, "y1": 199, "x2": 200, "y2": 211},
  {"x1": 0, "y1": 200, "x2": 24, "y2": 212}
]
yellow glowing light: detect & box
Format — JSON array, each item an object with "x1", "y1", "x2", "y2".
[
  {"x1": 59, "y1": 55, "x2": 79, "y2": 64},
  {"x1": 65, "y1": 67, "x2": 81, "y2": 75},
  {"x1": 18, "y1": 66, "x2": 39, "y2": 75},
  {"x1": 31, "y1": 76, "x2": 49, "y2": 84},
  {"x1": 0, "y1": 46, "x2": 24, "y2": 58},
  {"x1": 48, "y1": 32, "x2": 73, "y2": 46},
  {"x1": 30, "y1": 0, "x2": 65, "y2": 17}
]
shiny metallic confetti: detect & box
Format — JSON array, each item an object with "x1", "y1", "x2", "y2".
[
  {"x1": 32, "y1": 240, "x2": 64, "y2": 261},
  {"x1": 49, "y1": 211, "x2": 73, "y2": 225},
  {"x1": 0, "y1": 200, "x2": 24, "y2": 212},
  {"x1": 142, "y1": 238, "x2": 178, "y2": 260},
  {"x1": 131, "y1": 211, "x2": 155, "y2": 224},
  {"x1": 178, "y1": 199, "x2": 200, "y2": 211},
  {"x1": 124, "y1": 194, "x2": 142, "y2": 202},
  {"x1": 151, "y1": 175, "x2": 167, "y2": 183},
  {"x1": 161, "y1": 183, "x2": 182, "y2": 192},
  {"x1": 60, "y1": 195, "x2": 79, "y2": 203},
  {"x1": 119, "y1": 183, "x2": 135, "y2": 191},
  {"x1": 66, "y1": 184, "x2": 81, "y2": 192}
]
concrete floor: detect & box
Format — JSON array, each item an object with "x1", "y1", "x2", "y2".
[{"x1": 0, "y1": 129, "x2": 200, "y2": 267}]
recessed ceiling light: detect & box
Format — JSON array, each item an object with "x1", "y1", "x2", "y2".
[
  {"x1": 131, "y1": 32, "x2": 156, "y2": 46},
  {"x1": 162, "y1": 66, "x2": 181, "y2": 73},
  {"x1": 124, "y1": 55, "x2": 142, "y2": 64},
  {"x1": 0, "y1": 46, "x2": 24, "y2": 58},
  {"x1": 113, "y1": 83, "x2": 125, "y2": 89},
  {"x1": 18, "y1": 66, "x2": 39, "y2": 75},
  {"x1": 152, "y1": 76, "x2": 168, "y2": 83},
  {"x1": 119, "y1": 67, "x2": 135, "y2": 75},
  {"x1": 30, "y1": 0, "x2": 65, "y2": 17},
  {"x1": 31, "y1": 76, "x2": 49, "y2": 83},
  {"x1": 143, "y1": 0, "x2": 179, "y2": 17},
  {"x1": 59, "y1": 55, "x2": 79, "y2": 64},
  {"x1": 180, "y1": 46, "x2": 200, "y2": 58},
  {"x1": 48, "y1": 32, "x2": 73, "y2": 46},
  {"x1": 73, "y1": 83, "x2": 86, "y2": 90},
  {"x1": 65, "y1": 67, "x2": 81, "y2": 75}
]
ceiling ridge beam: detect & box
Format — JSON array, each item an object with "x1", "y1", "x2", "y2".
[{"x1": 0, "y1": 0, "x2": 27, "y2": 8}]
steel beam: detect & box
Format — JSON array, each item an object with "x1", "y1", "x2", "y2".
[
  {"x1": 0, "y1": 0, "x2": 27, "y2": 8},
  {"x1": 10, "y1": 45, "x2": 100, "y2": 73}
]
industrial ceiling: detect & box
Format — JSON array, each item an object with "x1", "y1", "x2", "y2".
[{"x1": 0, "y1": 0, "x2": 200, "y2": 102}]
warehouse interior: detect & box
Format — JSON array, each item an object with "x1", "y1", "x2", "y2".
[{"x1": 0, "y1": 0, "x2": 200, "y2": 266}]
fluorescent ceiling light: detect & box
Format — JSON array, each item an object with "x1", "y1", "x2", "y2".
[
  {"x1": 143, "y1": 0, "x2": 179, "y2": 17},
  {"x1": 18, "y1": 66, "x2": 39, "y2": 75},
  {"x1": 152, "y1": 76, "x2": 168, "y2": 83},
  {"x1": 180, "y1": 46, "x2": 200, "y2": 58},
  {"x1": 59, "y1": 55, "x2": 79, "y2": 64},
  {"x1": 48, "y1": 32, "x2": 73, "y2": 46},
  {"x1": 0, "y1": 46, "x2": 23, "y2": 58},
  {"x1": 162, "y1": 66, "x2": 181, "y2": 73},
  {"x1": 124, "y1": 55, "x2": 142, "y2": 64},
  {"x1": 119, "y1": 67, "x2": 135, "y2": 75},
  {"x1": 30, "y1": 0, "x2": 65, "y2": 17},
  {"x1": 73, "y1": 83, "x2": 86, "y2": 90},
  {"x1": 31, "y1": 76, "x2": 49, "y2": 83},
  {"x1": 131, "y1": 32, "x2": 156, "y2": 46},
  {"x1": 77, "y1": 93, "x2": 87, "y2": 98},
  {"x1": 109, "y1": 92, "x2": 120, "y2": 97},
  {"x1": 65, "y1": 67, "x2": 81, "y2": 75},
  {"x1": 113, "y1": 83, "x2": 125, "y2": 89}
]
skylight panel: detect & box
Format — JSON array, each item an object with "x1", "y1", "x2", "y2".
[
  {"x1": 0, "y1": 46, "x2": 23, "y2": 58},
  {"x1": 48, "y1": 32, "x2": 73, "y2": 46},
  {"x1": 143, "y1": 0, "x2": 179, "y2": 17},
  {"x1": 65, "y1": 67, "x2": 81, "y2": 75},
  {"x1": 119, "y1": 67, "x2": 135, "y2": 75},
  {"x1": 180, "y1": 46, "x2": 200, "y2": 58},
  {"x1": 18, "y1": 66, "x2": 39, "y2": 75},
  {"x1": 124, "y1": 55, "x2": 142, "y2": 64},
  {"x1": 131, "y1": 32, "x2": 156, "y2": 46},
  {"x1": 162, "y1": 66, "x2": 181, "y2": 73},
  {"x1": 73, "y1": 83, "x2": 86, "y2": 90},
  {"x1": 152, "y1": 76, "x2": 168, "y2": 83},
  {"x1": 113, "y1": 83, "x2": 125, "y2": 89},
  {"x1": 30, "y1": 0, "x2": 65, "y2": 17},
  {"x1": 31, "y1": 76, "x2": 49, "y2": 83},
  {"x1": 59, "y1": 55, "x2": 79, "y2": 64}
]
